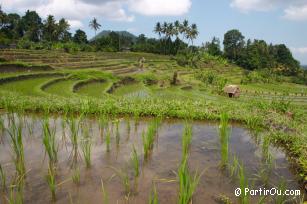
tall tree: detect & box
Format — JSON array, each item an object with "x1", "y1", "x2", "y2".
[
  {"x1": 223, "y1": 29, "x2": 245, "y2": 61},
  {"x1": 154, "y1": 22, "x2": 162, "y2": 53},
  {"x1": 180, "y1": 19, "x2": 189, "y2": 42},
  {"x1": 73, "y1": 29, "x2": 87, "y2": 44},
  {"x1": 187, "y1": 23, "x2": 198, "y2": 46},
  {"x1": 57, "y1": 18, "x2": 70, "y2": 42},
  {"x1": 21, "y1": 10, "x2": 42, "y2": 41},
  {"x1": 89, "y1": 17, "x2": 101, "y2": 46},
  {"x1": 204, "y1": 37, "x2": 222, "y2": 56},
  {"x1": 43, "y1": 15, "x2": 57, "y2": 41}
]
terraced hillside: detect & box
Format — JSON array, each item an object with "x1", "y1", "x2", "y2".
[{"x1": 1, "y1": 49, "x2": 307, "y2": 105}]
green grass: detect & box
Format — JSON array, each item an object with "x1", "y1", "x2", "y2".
[
  {"x1": 46, "y1": 165, "x2": 56, "y2": 201},
  {"x1": 130, "y1": 145, "x2": 140, "y2": 177},
  {"x1": 1, "y1": 76, "x2": 55, "y2": 96},
  {"x1": 42, "y1": 118, "x2": 58, "y2": 165},
  {"x1": 142, "y1": 119, "x2": 159, "y2": 158},
  {"x1": 113, "y1": 83, "x2": 151, "y2": 99},
  {"x1": 182, "y1": 123, "x2": 192, "y2": 158},
  {"x1": 81, "y1": 125, "x2": 92, "y2": 168},
  {"x1": 77, "y1": 81, "x2": 112, "y2": 98},
  {"x1": 178, "y1": 155, "x2": 202, "y2": 204},
  {"x1": 0, "y1": 163, "x2": 6, "y2": 191},
  {"x1": 7, "y1": 116, "x2": 25, "y2": 178},
  {"x1": 44, "y1": 79, "x2": 78, "y2": 97}
]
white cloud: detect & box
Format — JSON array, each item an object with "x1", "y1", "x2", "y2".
[
  {"x1": 0, "y1": 0, "x2": 191, "y2": 28},
  {"x1": 129, "y1": 0, "x2": 191, "y2": 16},
  {"x1": 291, "y1": 47, "x2": 307, "y2": 54},
  {"x1": 230, "y1": 0, "x2": 277, "y2": 12},
  {"x1": 284, "y1": 5, "x2": 307, "y2": 21},
  {"x1": 230, "y1": 0, "x2": 307, "y2": 21},
  {"x1": 67, "y1": 20, "x2": 83, "y2": 29}
]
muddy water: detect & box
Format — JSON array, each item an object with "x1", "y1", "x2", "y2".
[{"x1": 0, "y1": 114, "x2": 302, "y2": 204}]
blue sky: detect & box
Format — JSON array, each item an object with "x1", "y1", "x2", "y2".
[{"x1": 2, "y1": 0, "x2": 307, "y2": 64}]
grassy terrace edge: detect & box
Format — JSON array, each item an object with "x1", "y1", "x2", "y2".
[{"x1": 0, "y1": 91, "x2": 306, "y2": 184}]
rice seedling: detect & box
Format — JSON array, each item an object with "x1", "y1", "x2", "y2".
[
  {"x1": 275, "y1": 179, "x2": 287, "y2": 204},
  {"x1": 149, "y1": 182, "x2": 158, "y2": 204},
  {"x1": 0, "y1": 164, "x2": 6, "y2": 191},
  {"x1": 130, "y1": 145, "x2": 140, "y2": 177},
  {"x1": 178, "y1": 155, "x2": 202, "y2": 204},
  {"x1": 182, "y1": 123, "x2": 192, "y2": 158},
  {"x1": 126, "y1": 118, "x2": 131, "y2": 136},
  {"x1": 261, "y1": 136, "x2": 274, "y2": 166},
  {"x1": 142, "y1": 119, "x2": 159, "y2": 158},
  {"x1": 46, "y1": 165, "x2": 56, "y2": 201},
  {"x1": 229, "y1": 156, "x2": 239, "y2": 178},
  {"x1": 238, "y1": 162, "x2": 249, "y2": 204},
  {"x1": 219, "y1": 112, "x2": 230, "y2": 169},
  {"x1": 101, "y1": 179, "x2": 109, "y2": 204},
  {"x1": 7, "y1": 186, "x2": 23, "y2": 204},
  {"x1": 71, "y1": 167, "x2": 80, "y2": 185},
  {"x1": 42, "y1": 118, "x2": 58, "y2": 165},
  {"x1": 111, "y1": 167, "x2": 131, "y2": 197},
  {"x1": 7, "y1": 117, "x2": 25, "y2": 178},
  {"x1": 0, "y1": 116, "x2": 4, "y2": 135},
  {"x1": 105, "y1": 128, "x2": 111, "y2": 152},
  {"x1": 68, "y1": 117, "x2": 81, "y2": 167},
  {"x1": 98, "y1": 115, "x2": 107, "y2": 139},
  {"x1": 114, "y1": 119, "x2": 120, "y2": 146},
  {"x1": 81, "y1": 134, "x2": 92, "y2": 168}
]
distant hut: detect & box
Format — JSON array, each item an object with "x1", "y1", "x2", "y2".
[{"x1": 224, "y1": 85, "x2": 240, "y2": 98}]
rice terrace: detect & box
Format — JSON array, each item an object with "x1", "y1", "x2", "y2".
[{"x1": 0, "y1": 1, "x2": 307, "y2": 204}]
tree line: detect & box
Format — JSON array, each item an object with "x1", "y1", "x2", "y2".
[
  {"x1": 0, "y1": 7, "x2": 303, "y2": 77},
  {"x1": 203, "y1": 29, "x2": 301, "y2": 76}
]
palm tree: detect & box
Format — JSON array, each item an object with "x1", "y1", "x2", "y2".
[
  {"x1": 180, "y1": 19, "x2": 189, "y2": 42},
  {"x1": 174, "y1": 20, "x2": 180, "y2": 38},
  {"x1": 154, "y1": 22, "x2": 162, "y2": 54},
  {"x1": 161, "y1": 22, "x2": 168, "y2": 54},
  {"x1": 89, "y1": 17, "x2": 101, "y2": 46},
  {"x1": 174, "y1": 20, "x2": 181, "y2": 53},
  {"x1": 166, "y1": 23, "x2": 175, "y2": 54},
  {"x1": 189, "y1": 24, "x2": 198, "y2": 46}
]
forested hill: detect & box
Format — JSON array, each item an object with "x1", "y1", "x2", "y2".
[{"x1": 91, "y1": 30, "x2": 137, "y2": 41}]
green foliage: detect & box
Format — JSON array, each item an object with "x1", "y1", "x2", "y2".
[
  {"x1": 42, "y1": 118, "x2": 58, "y2": 165},
  {"x1": 182, "y1": 123, "x2": 192, "y2": 157},
  {"x1": 142, "y1": 119, "x2": 159, "y2": 158},
  {"x1": 81, "y1": 125, "x2": 92, "y2": 168},
  {"x1": 73, "y1": 29, "x2": 88, "y2": 44},
  {"x1": 149, "y1": 183, "x2": 159, "y2": 204},
  {"x1": 223, "y1": 29, "x2": 245, "y2": 61},
  {"x1": 203, "y1": 37, "x2": 222, "y2": 56},
  {"x1": 46, "y1": 165, "x2": 56, "y2": 201},
  {"x1": 178, "y1": 155, "x2": 202, "y2": 204},
  {"x1": 0, "y1": 163, "x2": 6, "y2": 191},
  {"x1": 176, "y1": 49, "x2": 201, "y2": 68},
  {"x1": 131, "y1": 145, "x2": 140, "y2": 177},
  {"x1": 72, "y1": 167, "x2": 80, "y2": 185},
  {"x1": 7, "y1": 116, "x2": 25, "y2": 177}
]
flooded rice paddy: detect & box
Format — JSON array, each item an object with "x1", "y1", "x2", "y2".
[{"x1": 0, "y1": 113, "x2": 303, "y2": 203}]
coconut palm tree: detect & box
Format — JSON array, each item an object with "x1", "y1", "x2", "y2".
[
  {"x1": 174, "y1": 20, "x2": 180, "y2": 38},
  {"x1": 161, "y1": 22, "x2": 168, "y2": 54},
  {"x1": 180, "y1": 19, "x2": 189, "y2": 42},
  {"x1": 89, "y1": 17, "x2": 101, "y2": 46},
  {"x1": 154, "y1": 22, "x2": 162, "y2": 53},
  {"x1": 189, "y1": 23, "x2": 199, "y2": 46}
]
